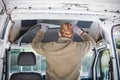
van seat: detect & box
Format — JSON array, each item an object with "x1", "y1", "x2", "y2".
[{"x1": 10, "y1": 52, "x2": 43, "y2": 80}]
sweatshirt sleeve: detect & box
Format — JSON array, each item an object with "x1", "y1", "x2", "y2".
[
  {"x1": 77, "y1": 32, "x2": 96, "y2": 57},
  {"x1": 32, "y1": 30, "x2": 51, "y2": 55}
]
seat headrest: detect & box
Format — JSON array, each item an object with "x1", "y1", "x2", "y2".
[{"x1": 17, "y1": 52, "x2": 36, "y2": 66}]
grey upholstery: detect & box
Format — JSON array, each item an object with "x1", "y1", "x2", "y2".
[
  {"x1": 17, "y1": 52, "x2": 36, "y2": 66},
  {"x1": 10, "y1": 72, "x2": 42, "y2": 80},
  {"x1": 10, "y1": 52, "x2": 43, "y2": 80}
]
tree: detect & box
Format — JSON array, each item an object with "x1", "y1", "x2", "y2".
[{"x1": 116, "y1": 40, "x2": 120, "y2": 49}]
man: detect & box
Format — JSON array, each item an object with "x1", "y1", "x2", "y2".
[{"x1": 32, "y1": 23, "x2": 96, "y2": 80}]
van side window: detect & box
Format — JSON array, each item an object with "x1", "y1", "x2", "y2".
[{"x1": 96, "y1": 50, "x2": 110, "y2": 80}]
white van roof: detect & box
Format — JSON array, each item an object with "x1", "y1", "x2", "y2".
[
  {"x1": 1, "y1": 0, "x2": 119, "y2": 21},
  {"x1": 4, "y1": 0, "x2": 120, "y2": 9},
  {"x1": 3, "y1": 0, "x2": 120, "y2": 4}
]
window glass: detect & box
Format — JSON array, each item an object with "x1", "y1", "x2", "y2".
[
  {"x1": 81, "y1": 50, "x2": 94, "y2": 77},
  {"x1": 96, "y1": 56, "x2": 101, "y2": 78},
  {"x1": 96, "y1": 50, "x2": 110, "y2": 80},
  {"x1": 10, "y1": 49, "x2": 20, "y2": 72},
  {"x1": 101, "y1": 50, "x2": 110, "y2": 80}
]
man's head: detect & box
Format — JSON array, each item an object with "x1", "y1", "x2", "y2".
[{"x1": 59, "y1": 23, "x2": 73, "y2": 38}]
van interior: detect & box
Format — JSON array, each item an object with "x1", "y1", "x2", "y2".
[
  {"x1": 0, "y1": 0, "x2": 120, "y2": 80},
  {"x1": 3, "y1": 19, "x2": 103, "y2": 80}
]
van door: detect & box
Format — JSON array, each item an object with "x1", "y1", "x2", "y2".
[
  {"x1": 92, "y1": 39, "x2": 111, "y2": 80},
  {"x1": 94, "y1": 49, "x2": 112, "y2": 80},
  {"x1": 113, "y1": 25, "x2": 120, "y2": 78},
  {"x1": 91, "y1": 34, "x2": 116, "y2": 80}
]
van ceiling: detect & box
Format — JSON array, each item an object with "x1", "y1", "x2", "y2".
[{"x1": 3, "y1": 0, "x2": 120, "y2": 21}]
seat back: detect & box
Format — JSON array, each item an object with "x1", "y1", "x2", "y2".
[
  {"x1": 17, "y1": 52, "x2": 36, "y2": 66},
  {"x1": 10, "y1": 52, "x2": 43, "y2": 80}
]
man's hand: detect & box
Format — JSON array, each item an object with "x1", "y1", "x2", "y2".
[
  {"x1": 73, "y1": 26, "x2": 83, "y2": 35},
  {"x1": 40, "y1": 24, "x2": 48, "y2": 33}
]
